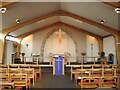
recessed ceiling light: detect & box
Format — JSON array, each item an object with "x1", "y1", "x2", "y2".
[
  {"x1": 16, "y1": 19, "x2": 20, "y2": 24},
  {"x1": 100, "y1": 20, "x2": 105, "y2": 24},
  {"x1": 115, "y1": 7, "x2": 120, "y2": 14},
  {"x1": 0, "y1": 7, "x2": 7, "y2": 13}
]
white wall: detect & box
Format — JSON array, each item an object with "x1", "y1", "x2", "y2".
[
  {"x1": 44, "y1": 30, "x2": 76, "y2": 62},
  {"x1": 21, "y1": 35, "x2": 33, "y2": 57},
  {"x1": 87, "y1": 35, "x2": 99, "y2": 62},
  {"x1": 67, "y1": 28, "x2": 87, "y2": 63},
  {"x1": 103, "y1": 36, "x2": 116, "y2": 64},
  {"x1": 20, "y1": 28, "x2": 100, "y2": 63},
  {"x1": 4, "y1": 41, "x2": 14, "y2": 64},
  {"x1": 33, "y1": 29, "x2": 50, "y2": 54}
]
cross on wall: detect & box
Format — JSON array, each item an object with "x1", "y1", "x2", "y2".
[{"x1": 55, "y1": 29, "x2": 65, "y2": 43}]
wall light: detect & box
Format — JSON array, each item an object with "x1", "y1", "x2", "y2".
[
  {"x1": 115, "y1": 7, "x2": 120, "y2": 14},
  {"x1": 0, "y1": 7, "x2": 7, "y2": 13},
  {"x1": 6, "y1": 35, "x2": 18, "y2": 42}
]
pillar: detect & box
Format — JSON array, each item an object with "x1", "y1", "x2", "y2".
[
  {"x1": 114, "y1": 34, "x2": 120, "y2": 65},
  {"x1": 97, "y1": 38, "x2": 103, "y2": 54}
]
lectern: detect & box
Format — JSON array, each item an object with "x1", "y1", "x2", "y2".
[{"x1": 53, "y1": 55, "x2": 65, "y2": 76}]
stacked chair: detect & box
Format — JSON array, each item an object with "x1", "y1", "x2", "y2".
[
  {"x1": 71, "y1": 64, "x2": 119, "y2": 89},
  {"x1": 0, "y1": 64, "x2": 42, "y2": 89}
]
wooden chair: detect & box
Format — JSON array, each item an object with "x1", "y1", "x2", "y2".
[
  {"x1": 20, "y1": 68, "x2": 35, "y2": 86},
  {"x1": 101, "y1": 76, "x2": 119, "y2": 89},
  {"x1": 103, "y1": 68, "x2": 114, "y2": 77},
  {"x1": 0, "y1": 68, "x2": 8, "y2": 74},
  {"x1": 70, "y1": 65, "x2": 82, "y2": 80},
  {"x1": 74, "y1": 69, "x2": 91, "y2": 86},
  {"x1": 0, "y1": 73, "x2": 10, "y2": 83},
  {"x1": 9, "y1": 73, "x2": 28, "y2": 89},
  {"x1": 30, "y1": 65, "x2": 42, "y2": 80},
  {"x1": 91, "y1": 69, "x2": 102, "y2": 77},
  {"x1": 93, "y1": 64, "x2": 102, "y2": 69},
  {"x1": 19, "y1": 64, "x2": 30, "y2": 68},
  {"x1": 78, "y1": 76, "x2": 100, "y2": 89},
  {"x1": 0, "y1": 64, "x2": 8, "y2": 68},
  {"x1": 8, "y1": 64, "x2": 20, "y2": 68},
  {"x1": 83, "y1": 65, "x2": 92, "y2": 69},
  {"x1": 0, "y1": 73, "x2": 14, "y2": 89},
  {"x1": 8, "y1": 68, "x2": 20, "y2": 74}
]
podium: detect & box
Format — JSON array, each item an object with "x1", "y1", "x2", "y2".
[{"x1": 53, "y1": 55, "x2": 65, "y2": 76}]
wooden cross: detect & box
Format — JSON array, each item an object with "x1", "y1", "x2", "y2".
[{"x1": 55, "y1": 29, "x2": 65, "y2": 43}]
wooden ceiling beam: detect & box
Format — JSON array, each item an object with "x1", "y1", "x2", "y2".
[
  {"x1": 0, "y1": 2, "x2": 16, "y2": 7},
  {"x1": 2, "y1": 10, "x2": 60, "y2": 36},
  {"x1": 59, "y1": 22, "x2": 103, "y2": 39},
  {"x1": 17, "y1": 22, "x2": 103, "y2": 41},
  {"x1": 2, "y1": 10, "x2": 118, "y2": 37},
  {"x1": 103, "y1": 2, "x2": 120, "y2": 8},
  {"x1": 17, "y1": 22, "x2": 60, "y2": 40},
  {"x1": 58, "y1": 10, "x2": 118, "y2": 36}
]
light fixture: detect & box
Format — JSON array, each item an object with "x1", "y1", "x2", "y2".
[
  {"x1": 0, "y1": 7, "x2": 7, "y2": 13},
  {"x1": 117, "y1": 42, "x2": 120, "y2": 45},
  {"x1": 100, "y1": 20, "x2": 106, "y2": 24},
  {"x1": 16, "y1": 19, "x2": 20, "y2": 24},
  {"x1": 115, "y1": 7, "x2": 120, "y2": 14},
  {"x1": 6, "y1": 35, "x2": 18, "y2": 42}
]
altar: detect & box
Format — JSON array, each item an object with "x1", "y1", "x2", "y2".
[{"x1": 52, "y1": 54, "x2": 65, "y2": 76}]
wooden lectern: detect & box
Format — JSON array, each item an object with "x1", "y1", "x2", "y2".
[{"x1": 53, "y1": 54, "x2": 65, "y2": 75}]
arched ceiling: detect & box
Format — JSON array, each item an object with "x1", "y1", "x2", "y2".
[{"x1": 1, "y1": 2, "x2": 119, "y2": 38}]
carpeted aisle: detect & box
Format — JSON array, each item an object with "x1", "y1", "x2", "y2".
[{"x1": 31, "y1": 67, "x2": 76, "y2": 88}]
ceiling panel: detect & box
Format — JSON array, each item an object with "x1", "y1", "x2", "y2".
[
  {"x1": 2, "y1": 2, "x2": 60, "y2": 30},
  {"x1": 3, "y1": 2, "x2": 118, "y2": 38},
  {"x1": 10, "y1": 16, "x2": 60, "y2": 37},
  {"x1": 60, "y1": 2, "x2": 118, "y2": 30},
  {"x1": 60, "y1": 16, "x2": 110, "y2": 37}
]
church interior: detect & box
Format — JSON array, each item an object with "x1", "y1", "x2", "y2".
[{"x1": 0, "y1": 1, "x2": 120, "y2": 89}]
